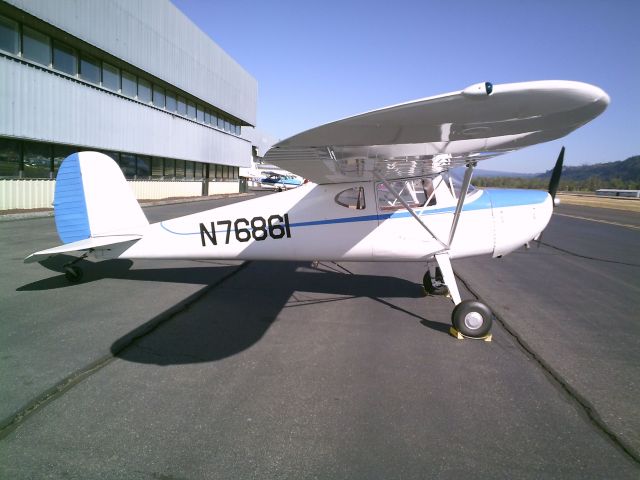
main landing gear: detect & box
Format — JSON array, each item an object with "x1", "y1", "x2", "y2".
[
  {"x1": 375, "y1": 164, "x2": 493, "y2": 340},
  {"x1": 423, "y1": 267, "x2": 448, "y2": 296},
  {"x1": 432, "y1": 253, "x2": 493, "y2": 340}
]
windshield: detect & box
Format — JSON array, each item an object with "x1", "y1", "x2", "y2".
[{"x1": 442, "y1": 168, "x2": 477, "y2": 199}]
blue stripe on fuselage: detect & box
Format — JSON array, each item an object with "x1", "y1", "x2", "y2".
[
  {"x1": 484, "y1": 189, "x2": 549, "y2": 209},
  {"x1": 160, "y1": 189, "x2": 547, "y2": 235}
]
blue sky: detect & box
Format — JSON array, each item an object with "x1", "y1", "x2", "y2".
[{"x1": 172, "y1": 0, "x2": 639, "y2": 173}]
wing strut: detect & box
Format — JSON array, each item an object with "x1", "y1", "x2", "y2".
[
  {"x1": 447, "y1": 162, "x2": 475, "y2": 247},
  {"x1": 374, "y1": 172, "x2": 447, "y2": 249}
]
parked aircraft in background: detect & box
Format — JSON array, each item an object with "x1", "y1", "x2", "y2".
[
  {"x1": 26, "y1": 81, "x2": 609, "y2": 338},
  {"x1": 260, "y1": 172, "x2": 303, "y2": 191}
]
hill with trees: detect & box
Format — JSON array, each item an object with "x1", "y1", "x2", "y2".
[{"x1": 473, "y1": 155, "x2": 640, "y2": 191}]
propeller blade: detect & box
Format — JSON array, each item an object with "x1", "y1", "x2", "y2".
[
  {"x1": 548, "y1": 146, "x2": 565, "y2": 204},
  {"x1": 537, "y1": 147, "x2": 566, "y2": 247}
]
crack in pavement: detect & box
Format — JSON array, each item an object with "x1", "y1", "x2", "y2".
[
  {"x1": 0, "y1": 261, "x2": 251, "y2": 441},
  {"x1": 455, "y1": 272, "x2": 640, "y2": 466}
]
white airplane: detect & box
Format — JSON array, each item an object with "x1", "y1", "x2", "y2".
[
  {"x1": 260, "y1": 172, "x2": 304, "y2": 191},
  {"x1": 25, "y1": 80, "x2": 609, "y2": 339}
]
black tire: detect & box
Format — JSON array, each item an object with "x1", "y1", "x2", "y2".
[
  {"x1": 64, "y1": 265, "x2": 83, "y2": 283},
  {"x1": 452, "y1": 300, "x2": 493, "y2": 338},
  {"x1": 423, "y1": 271, "x2": 448, "y2": 296}
]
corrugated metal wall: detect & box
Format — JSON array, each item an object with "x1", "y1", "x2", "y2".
[
  {"x1": 5, "y1": 0, "x2": 257, "y2": 125},
  {"x1": 0, "y1": 56, "x2": 251, "y2": 165},
  {"x1": 0, "y1": 179, "x2": 239, "y2": 209},
  {"x1": 0, "y1": 179, "x2": 55, "y2": 210}
]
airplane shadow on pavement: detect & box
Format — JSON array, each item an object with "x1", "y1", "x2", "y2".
[
  {"x1": 19, "y1": 257, "x2": 450, "y2": 363},
  {"x1": 18, "y1": 255, "x2": 239, "y2": 290}
]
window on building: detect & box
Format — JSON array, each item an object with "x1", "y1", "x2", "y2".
[
  {"x1": 177, "y1": 96, "x2": 186, "y2": 115},
  {"x1": 23, "y1": 142, "x2": 51, "y2": 178},
  {"x1": 79, "y1": 54, "x2": 100, "y2": 84},
  {"x1": 100, "y1": 150, "x2": 119, "y2": 163},
  {"x1": 0, "y1": 138, "x2": 21, "y2": 177},
  {"x1": 224, "y1": 119, "x2": 230, "y2": 132},
  {"x1": 165, "y1": 91, "x2": 176, "y2": 112},
  {"x1": 185, "y1": 161, "x2": 194, "y2": 179},
  {"x1": 152, "y1": 85, "x2": 165, "y2": 108},
  {"x1": 187, "y1": 101, "x2": 196, "y2": 119},
  {"x1": 137, "y1": 155, "x2": 151, "y2": 178},
  {"x1": 214, "y1": 164, "x2": 223, "y2": 180},
  {"x1": 121, "y1": 70, "x2": 136, "y2": 97},
  {"x1": 164, "y1": 158, "x2": 175, "y2": 178},
  {"x1": 175, "y1": 159, "x2": 185, "y2": 178},
  {"x1": 137, "y1": 78, "x2": 152, "y2": 103},
  {"x1": 102, "y1": 62, "x2": 120, "y2": 91},
  {"x1": 211, "y1": 111, "x2": 218, "y2": 126},
  {"x1": 204, "y1": 109, "x2": 211, "y2": 125},
  {"x1": 22, "y1": 26, "x2": 51, "y2": 66},
  {"x1": 52, "y1": 40, "x2": 76, "y2": 75},
  {"x1": 0, "y1": 15, "x2": 19, "y2": 55},
  {"x1": 196, "y1": 105, "x2": 204, "y2": 123},
  {"x1": 217, "y1": 115, "x2": 224, "y2": 129},
  {"x1": 120, "y1": 153, "x2": 136, "y2": 178},
  {"x1": 53, "y1": 145, "x2": 75, "y2": 176},
  {"x1": 151, "y1": 157, "x2": 163, "y2": 178},
  {"x1": 194, "y1": 162, "x2": 203, "y2": 180}
]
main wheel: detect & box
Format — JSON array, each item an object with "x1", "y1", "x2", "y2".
[
  {"x1": 423, "y1": 271, "x2": 448, "y2": 296},
  {"x1": 452, "y1": 300, "x2": 493, "y2": 338},
  {"x1": 64, "y1": 265, "x2": 83, "y2": 283}
]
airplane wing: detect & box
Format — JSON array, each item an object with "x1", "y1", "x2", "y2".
[{"x1": 263, "y1": 80, "x2": 609, "y2": 184}]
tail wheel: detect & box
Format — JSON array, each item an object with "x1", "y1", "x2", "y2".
[
  {"x1": 64, "y1": 265, "x2": 83, "y2": 283},
  {"x1": 452, "y1": 300, "x2": 493, "y2": 338}
]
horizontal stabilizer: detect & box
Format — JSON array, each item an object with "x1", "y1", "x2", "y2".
[{"x1": 24, "y1": 235, "x2": 142, "y2": 263}]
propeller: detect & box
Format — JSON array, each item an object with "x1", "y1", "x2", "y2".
[
  {"x1": 548, "y1": 146, "x2": 565, "y2": 207},
  {"x1": 535, "y1": 147, "x2": 565, "y2": 247}
]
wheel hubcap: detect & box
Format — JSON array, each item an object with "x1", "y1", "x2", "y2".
[{"x1": 464, "y1": 311, "x2": 484, "y2": 330}]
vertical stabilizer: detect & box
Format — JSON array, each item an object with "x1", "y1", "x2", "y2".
[{"x1": 54, "y1": 152, "x2": 148, "y2": 244}]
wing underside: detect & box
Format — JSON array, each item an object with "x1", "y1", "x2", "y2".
[{"x1": 263, "y1": 81, "x2": 609, "y2": 184}]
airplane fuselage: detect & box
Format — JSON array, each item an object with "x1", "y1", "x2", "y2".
[{"x1": 119, "y1": 178, "x2": 553, "y2": 263}]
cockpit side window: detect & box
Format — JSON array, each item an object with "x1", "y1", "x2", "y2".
[
  {"x1": 377, "y1": 178, "x2": 437, "y2": 210},
  {"x1": 335, "y1": 186, "x2": 366, "y2": 210}
]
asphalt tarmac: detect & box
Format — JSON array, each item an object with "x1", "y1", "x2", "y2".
[{"x1": 1, "y1": 195, "x2": 638, "y2": 479}]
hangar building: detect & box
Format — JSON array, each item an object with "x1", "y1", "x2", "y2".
[{"x1": 0, "y1": 0, "x2": 258, "y2": 208}]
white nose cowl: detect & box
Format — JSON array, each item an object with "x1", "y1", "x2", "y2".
[{"x1": 486, "y1": 189, "x2": 553, "y2": 257}]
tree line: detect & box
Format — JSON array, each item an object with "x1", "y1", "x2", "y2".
[{"x1": 472, "y1": 176, "x2": 640, "y2": 192}]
